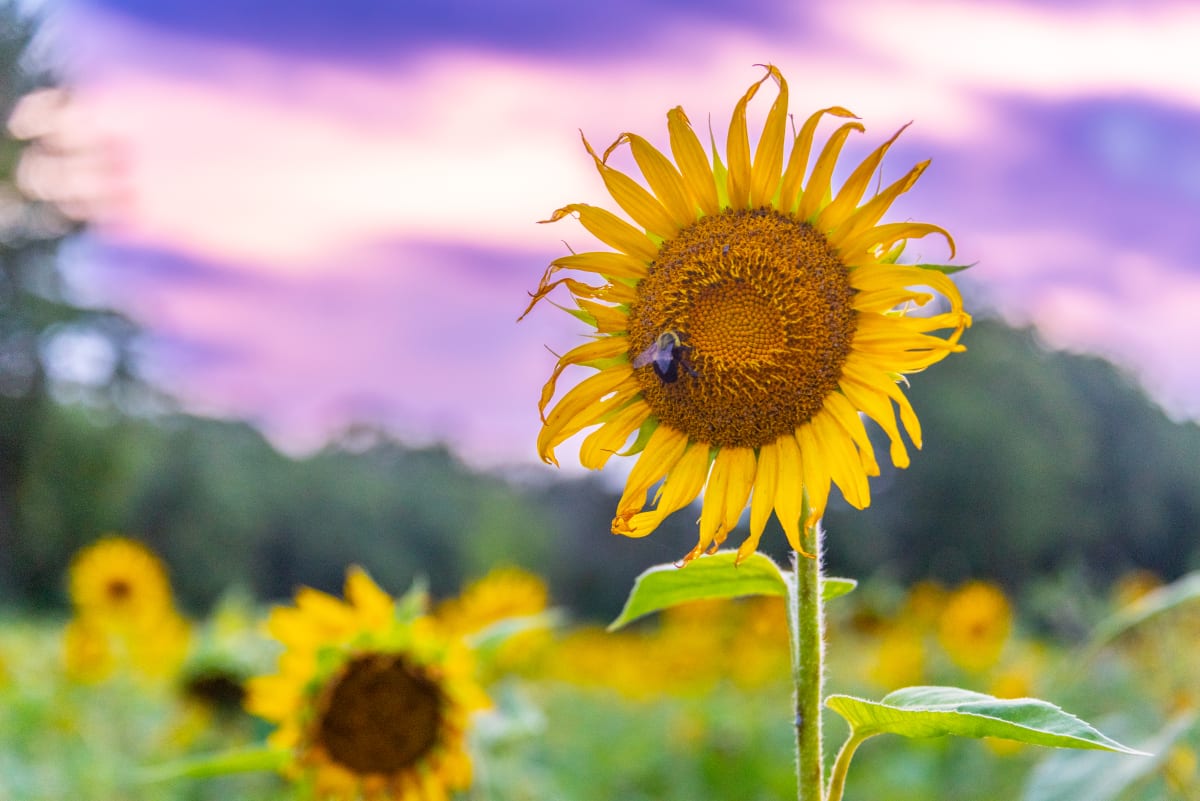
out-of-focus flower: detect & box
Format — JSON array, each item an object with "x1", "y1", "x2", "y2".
[
  {"x1": 1110, "y1": 568, "x2": 1163, "y2": 609},
  {"x1": 246, "y1": 567, "x2": 488, "y2": 801},
  {"x1": 436, "y1": 567, "x2": 551, "y2": 678},
  {"x1": 63, "y1": 536, "x2": 190, "y2": 683},
  {"x1": 867, "y1": 624, "x2": 926, "y2": 690},
  {"x1": 62, "y1": 616, "x2": 116, "y2": 683},
  {"x1": 545, "y1": 597, "x2": 790, "y2": 699},
  {"x1": 526, "y1": 64, "x2": 969, "y2": 562},
  {"x1": 937, "y1": 581, "x2": 1013, "y2": 673},
  {"x1": 68, "y1": 536, "x2": 174, "y2": 630}
]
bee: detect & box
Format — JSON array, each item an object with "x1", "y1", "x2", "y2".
[{"x1": 632, "y1": 330, "x2": 697, "y2": 384}]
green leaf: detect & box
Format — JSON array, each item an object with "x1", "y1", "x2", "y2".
[
  {"x1": 466, "y1": 609, "x2": 564, "y2": 652},
  {"x1": 607, "y1": 553, "x2": 858, "y2": 631},
  {"x1": 825, "y1": 686, "x2": 1147, "y2": 754},
  {"x1": 1023, "y1": 713, "x2": 1196, "y2": 801},
  {"x1": 822, "y1": 577, "x2": 857, "y2": 601},
  {"x1": 1089, "y1": 570, "x2": 1200, "y2": 649},
  {"x1": 913, "y1": 262, "x2": 974, "y2": 274},
  {"x1": 139, "y1": 747, "x2": 287, "y2": 784},
  {"x1": 608, "y1": 551, "x2": 786, "y2": 631}
]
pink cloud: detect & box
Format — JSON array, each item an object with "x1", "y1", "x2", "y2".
[{"x1": 30, "y1": 0, "x2": 1200, "y2": 464}]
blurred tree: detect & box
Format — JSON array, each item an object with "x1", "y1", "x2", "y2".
[
  {"x1": 820, "y1": 319, "x2": 1200, "y2": 594},
  {"x1": 0, "y1": 2, "x2": 142, "y2": 602}
]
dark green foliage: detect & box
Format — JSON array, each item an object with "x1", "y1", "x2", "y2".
[
  {"x1": 3, "y1": 317, "x2": 1199, "y2": 621},
  {"x1": 0, "y1": 1, "x2": 141, "y2": 602},
  {"x1": 819, "y1": 319, "x2": 1200, "y2": 591}
]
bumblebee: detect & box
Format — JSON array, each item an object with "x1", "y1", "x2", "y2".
[{"x1": 632, "y1": 330, "x2": 697, "y2": 383}]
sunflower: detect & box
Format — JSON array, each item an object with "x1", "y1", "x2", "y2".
[
  {"x1": 245, "y1": 567, "x2": 488, "y2": 801},
  {"x1": 936, "y1": 580, "x2": 1012, "y2": 673},
  {"x1": 436, "y1": 567, "x2": 551, "y2": 678},
  {"x1": 524, "y1": 65, "x2": 970, "y2": 563},
  {"x1": 68, "y1": 535, "x2": 175, "y2": 628}
]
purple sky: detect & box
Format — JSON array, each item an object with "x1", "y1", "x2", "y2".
[{"x1": 18, "y1": 0, "x2": 1200, "y2": 466}]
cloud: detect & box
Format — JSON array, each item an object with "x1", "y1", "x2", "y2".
[
  {"x1": 37, "y1": 0, "x2": 1200, "y2": 463},
  {"x1": 76, "y1": 239, "x2": 577, "y2": 464}
]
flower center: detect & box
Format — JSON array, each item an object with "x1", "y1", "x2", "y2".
[
  {"x1": 627, "y1": 207, "x2": 856, "y2": 448},
  {"x1": 316, "y1": 653, "x2": 443, "y2": 775},
  {"x1": 105, "y1": 578, "x2": 133, "y2": 603}
]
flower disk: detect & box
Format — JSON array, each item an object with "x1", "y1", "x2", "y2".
[
  {"x1": 629, "y1": 208, "x2": 855, "y2": 449},
  {"x1": 526, "y1": 65, "x2": 971, "y2": 564},
  {"x1": 245, "y1": 567, "x2": 487, "y2": 801}
]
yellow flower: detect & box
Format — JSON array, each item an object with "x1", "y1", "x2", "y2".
[
  {"x1": 245, "y1": 567, "x2": 488, "y2": 801},
  {"x1": 525, "y1": 65, "x2": 969, "y2": 563},
  {"x1": 436, "y1": 566, "x2": 551, "y2": 678},
  {"x1": 68, "y1": 535, "x2": 175, "y2": 628},
  {"x1": 128, "y1": 610, "x2": 192, "y2": 680},
  {"x1": 867, "y1": 624, "x2": 926, "y2": 690},
  {"x1": 1165, "y1": 744, "x2": 1198, "y2": 797},
  {"x1": 436, "y1": 566, "x2": 549, "y2": 636},
  {"x1": 62, "y1": 616, "x2": 116, "y2": 683},
  {"x1": 64, "y1": 537, "x2": 191, "y2": 683},
  {"x1": 937, "y1": 580, "x2": 1012, "y2": 673}
]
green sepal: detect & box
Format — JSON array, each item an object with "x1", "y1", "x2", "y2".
[
  {"x1": 1022, "y1": 712, "x2": 1196, "y2": 801},
  {"x1": 621, "y1": 417, "x2": 659, "y2": 458},
  {"x1": 394, "y1": 576, "x2": 430, "y2": 623},
  {"x1": 880, "y1": 242, "x2": 905, "y2": 264},
  {"x1": 709, "y1": 121, "x2": 730, "y2": 210},
  {"x1": 825, "y1": 686, "x2": 1147, "y2": 754},
  {"x1": 557, "y1": 301, "x2": 597, "y2": 327},
  {"x1": 609, "y1": 551, "x2": 787, "y2": 630},
  {"x1": 912, "y1": 261, "x2": 975, "y2": 275},
  {"x1": 138, "y1": 746, "x2": 287, "y2": 784}
]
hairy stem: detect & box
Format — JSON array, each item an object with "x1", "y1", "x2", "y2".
[{"x1": 790, "y1": 520, "x2": 825, "y2": 801}]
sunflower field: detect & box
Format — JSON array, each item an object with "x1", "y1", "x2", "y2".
[
  {"x1": 4, "y1": 2, "x2": 1200, "y2": 798},
  {"x1": 1, "y1": 541, "x2": 1197, "y2": 801}
]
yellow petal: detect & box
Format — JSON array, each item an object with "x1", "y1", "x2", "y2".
[
  {"x1": 796, "y1": 423, "x2": 831, "y2": 525},
  {"x1": 726, "y1": 68, "x2": 776, "y2": 209},
  {"x1": 576, "y1": 298, "x2": 630, "y2": 335},
  {"x1": 620, "y1": 132, "x2": 695, "y2": 228},
  {"x1": 836, "y1": 369, "x2": 910, "y2": 467},
  {"x1": 818, "y1": 123, "x2": 910, "y2": 231},
  {"x1": 538, "y1": 366, "x2": 637, "y2": 464},
  {"x1": 542, "y1": 203, "x2": 659, "y2": 262},
  {"x1": 779, "y1": 106, "x2": 858, "y2": 214},
  {"x1": 749, "y1": 65, "x2": 787, "y2": 207},
  {"x1": 696, "y1": 446, "x2": 754, "y2": 554},
  {"x1": 618, "y1": 442, "x2": 710, "y2": 540},
  {"x1": 539, "y1": 251, "x2": 650, "y2": 283},
  {"x1": 773, "y1": 432, "x2": 806, "y2": 553},
  {"x1": 744, "y1": 442, "x2": 780, "y2": 561},
  {"x1": 614, "y1": 425, "x2": 689, "y2": 518},
  {"x1": 668, "y1": 106, "x2": 719, "y2": 216},
  {"x1": 518, "y1": 275, "x2": 606, "y2": 322},
  {"x1": 583, "y1": 133, "x2": 679, "y2": 240},
  {"x1": 344, "y1": 566, "x2": 394, "y2": 626},
  {"x1": 834, "y1": 221, "x2": 955, "y2": 264},
  {"x1": 835, "y1": 160, "x2": 930, "y2": 245},
  {"x1": 841, "y1": 359, "x2": 923, "y2": 448},
  {"x1": 537, "y1": 336, "x2": 630, "y2": 420},
  {"x1": 796, "y1": 121, "x2": 864, "y2": 222},
  {"x1": 812, "y1": 410, "x2": 869, "y2": 510},
  {"x1": 579, "y1": 399, "x2": 651, "y2": 469},
  {"x1": 822, "y1": 391, "x2": 880, "y2": 476}
]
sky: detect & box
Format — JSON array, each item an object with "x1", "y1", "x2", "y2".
[{"x1": 15, "y1": 0, "x2": 1200, "y2": 467}]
